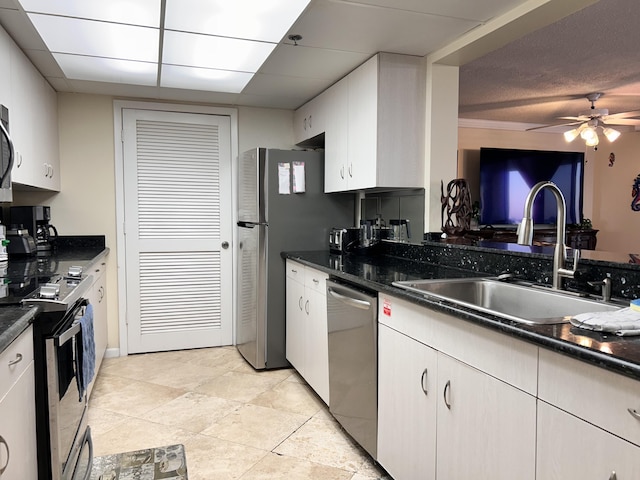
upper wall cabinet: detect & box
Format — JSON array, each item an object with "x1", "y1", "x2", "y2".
[
  {"x1": 3, "y1": 25, "x2": 60, "y2": 192},
  {"x1": 295, "y1": 53, "x2": 425, "y2": 193},
  {"x1": 293, "y1": 89, "x2": 327, "y2": 145}
]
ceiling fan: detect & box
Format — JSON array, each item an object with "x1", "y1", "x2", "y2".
[{"x1": 527, "y1": 93, "x2": 640, "y2": 147}]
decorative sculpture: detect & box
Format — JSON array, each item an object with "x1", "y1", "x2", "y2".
[{"x1": 441, "y1": 178, "x2": 473, "y2": 235}]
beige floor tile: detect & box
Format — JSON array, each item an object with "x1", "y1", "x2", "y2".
[
  {"x1": 90, "y1": 372, "x2": 136, "y2": 397},
  {"x1": 99, "y1": 352, "x2": 175, "y2": 380},
  {"x1": 240, "y1": 452, "x2": 353, "y2": 480},
  {"x1": 141, "y1": 360, "x2": 228, "y2": 391},
  {"x1": 92, "y1": 417, "x2": 196, "y2": 457},
  {"x1": 90, "y1": 379, "x2": 184, "y2": 417},
  {"x1": 273, "y1": 413, "x2": 369, "y2": 472},
  {"x1": 250, "y1": 379, "x2": 325, "y2": 417},
  {"x1": 201, "y1": 404, "x2": 308, "y2": 451},
  {"x1": 86, "y1": 406, "x2": 131, "y2": 437},
  {"x1": 141, "y1": 392, "x2": 242, "y2": 433},
  {"x1": 182, "y1": 434, "x2": 267, "y2": 480},
  {"x1": 194, "y1": 371, "x2": 284, "y2": 403}
]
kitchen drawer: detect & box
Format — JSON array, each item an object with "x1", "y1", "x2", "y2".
[
  {"x1": 305, "y1": 267, "x2": 328, "y2": 295},
  {"x1": 0, "y1": 325, "x2": 34, "y2": 400},
  {"x1": 539, "y1": 348, "x2": 640, "y2": 447},
  {"x1": 285, "y1": 260, "x2": 305, "y2": 282},
  {"x1": 379, "y1": 293, "x2": 538, "y2": 395}
]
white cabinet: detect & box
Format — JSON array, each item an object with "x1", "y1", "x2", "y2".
[
  {"x1": 377, "y1": 293, "x2": 537, "y2": 480},
  {"x1": 377, "y1": 324, "x2": 437, "y2": 480},
  {"x1": 323, "y1": 78, "x2": 349, "y2": 193},
  {"x1": 537, "y1": 401, "x2": 640, "y2": 479},
  {"x1": 285, "y1": 260, "x2": 330, "y2": 403},
  {"x1": 436, "y1": 352, "x2": 536, "y2": 480},
  {"x1": 326, "y1": 53, "x2": 425, "y2": 193},
  {"x1": 87, "y1": 259, "x2": 108, "y2": 399},
  {"x1": 293, "y1": 90, "x2": 327, "y2": 145},
  {"x1": 2, "y1": 23, "x2": 59, "y2": 191},
  {"x1": 0, "y1": 326, "x2": 38, "y2": 480}
]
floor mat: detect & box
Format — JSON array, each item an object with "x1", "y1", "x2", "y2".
[{"x1": 90, "y1": 444, "x2": 187, "y2": 480}]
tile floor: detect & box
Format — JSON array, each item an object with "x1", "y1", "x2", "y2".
[{"x1": 88, "y1": 346, "x2": 390, "y2": 480}]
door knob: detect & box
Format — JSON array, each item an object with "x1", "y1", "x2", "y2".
[{"x1": 222, "y1": 241, "x2": 229, "y2": 249}]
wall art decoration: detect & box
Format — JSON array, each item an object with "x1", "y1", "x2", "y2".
[
  {"x1": 632, "y1": 174, "x2": 640, "y2": 211},
  {"x1": 609, "y1": 152, "x2": 616, "y2": 167}
]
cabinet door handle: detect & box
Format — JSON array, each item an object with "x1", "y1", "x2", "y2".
[
  {"x1": 609, "y1": 472, "x2": 617, "y2": 480},
  {"x1": 7, "y1": 353, "x2": 22, "y2": 366},
  {"x1": 308, "y1": 115, "x2": 312, "y2": 129},
  {"x1": 420, "y1": 368, "x2": 428, "y2": 395},
  {"x1": 0, "y1": 434, "x2": 9, "y2": 475},
  {"x1": 629, "y1": 408, "x2": 640, "y2": 420},
  {"x1": 340, "y1": 166, "x2": 344, "y2": 179},
  {"x1": 291, "y1": 268, "x2": 298, "y2": 274},
  {"x1": 312, "y1": 278, "x2": 319, "y2": 285},
  {"x1": 348, "y1": 163, "x2": 353, "y2": 178},
  {"x1": 305, "y1": 299, "x2": 309, "y2": 315},
  {"x1": 443, "y1": 380, "x2": 451, "y2": 409},
  {"x1": 298, "y1": 296, "x2": 303, "y2": 311}
]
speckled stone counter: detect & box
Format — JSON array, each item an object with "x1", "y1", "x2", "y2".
[
  {"x1": 0, "y1": 235, "x2": 108, "y2": 353},
  {"x1": 283, "y1": 247, "x2": 640, "y2": 382}
]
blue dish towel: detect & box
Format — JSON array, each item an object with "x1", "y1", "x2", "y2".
[{"x1": 78, "y1": 304, "x2": 95, "y2": 398}]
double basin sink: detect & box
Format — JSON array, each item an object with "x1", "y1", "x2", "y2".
[{"x1": 392, "y1": 277, "x2": 622, "y2": 326}]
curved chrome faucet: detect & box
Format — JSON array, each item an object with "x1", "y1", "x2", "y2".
[{"x1": 517, "y1": 181, "x2": 579, "y2": 290}]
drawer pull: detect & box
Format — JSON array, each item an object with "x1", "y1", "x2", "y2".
[
  {"x1": 7, "y1": 353, "x2": 22, "y2": 366},
  {"x1": 443, "y1": 380, "x2": 451, "y2": 409},
  {"x1": 312, "y1": 279, "x2": 319, "y2": 284},
  {"x1": 420, "y1": 368, "x2": 428, "y2": 396},
  {"x1": 0, "y1": 435, "x2": 9, "y2": 475},
  {"x1": 628, "y1": 408, "x2": 640, "y2": 421}
]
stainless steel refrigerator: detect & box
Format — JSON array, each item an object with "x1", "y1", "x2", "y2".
[{"x1": 236, "y1": 148, "x2": 354, "y2": 369}]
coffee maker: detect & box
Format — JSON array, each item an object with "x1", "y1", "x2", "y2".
[{"x1": 10, "y1": 206, "x2": 58, "y2": 252}]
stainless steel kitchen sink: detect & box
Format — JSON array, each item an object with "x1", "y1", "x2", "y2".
[{"x1": 392, "y1": 277, "x2": 622, "y2": 325}]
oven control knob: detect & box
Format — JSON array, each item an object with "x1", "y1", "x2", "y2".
[
  {"x1": 68, "y1": 266, "x2": 83, "y2": 278},
  {"x1": 40, "y1": 285, "x2": 59, "y2": 299}
]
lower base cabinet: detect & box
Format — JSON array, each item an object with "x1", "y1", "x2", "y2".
[
  {"x1": 0, "y1": 327, "x2": 37, "y2": 480},
  {"x1": 378, "y1": 324, "x2": 437, "y2": 480},
  {"x1": 537, "y1": 401, "x2": 640, "y2": 479},
  {"x1": 436, "y1": 353, "x2": 536, "y2": 480}
]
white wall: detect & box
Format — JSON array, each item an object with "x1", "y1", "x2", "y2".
[{"x1": 16, "y1": 94, "x2": 296, "y2": 351}]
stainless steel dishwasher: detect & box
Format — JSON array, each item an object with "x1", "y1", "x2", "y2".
[{"x1": 326, "y1": 278, "x2": 378, "y2": 459}]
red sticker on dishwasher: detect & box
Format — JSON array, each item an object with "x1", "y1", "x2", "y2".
[{"x1": 383, "y1": 298, "x2": 391, "y2": 316}]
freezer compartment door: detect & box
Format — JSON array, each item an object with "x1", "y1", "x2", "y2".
[
  {"x1": 238, "y1": 148, "x2": 266, "y2": 223},
  {"x1": 236, "y1": 223, "x2": 267, "y2": 369}
]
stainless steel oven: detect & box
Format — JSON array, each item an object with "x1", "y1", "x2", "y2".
[{"x1": 25, "y1": 269, "x2": 94, "y2": 480}]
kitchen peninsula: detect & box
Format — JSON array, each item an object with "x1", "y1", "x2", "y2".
[{"x1": 284, "y1": 239, "x2": 640, "y2": 480}]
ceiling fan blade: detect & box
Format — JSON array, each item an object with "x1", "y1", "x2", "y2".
[
  {"x1": 525, "y1": 121, "x2": 581, "y2": 132},
  {"x1": 605, "y1": 110, "x2": 640, "y2": 119},
  {"x1": 603, "y1": 118, "x2": 640, "y2": 126},
  {"x1": 557, "y1": 116, "x2": 584, "y2": 121}
]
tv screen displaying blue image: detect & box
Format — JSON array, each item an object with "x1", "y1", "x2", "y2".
[{"x1": 479, "y1": 148, "x2": 584, "y2": 227}]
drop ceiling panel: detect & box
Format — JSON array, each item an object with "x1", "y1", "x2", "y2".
[
  {"x1": 0, "y1": 7, "x2": 47, "y2": 50},
  {"x1": 341, "y1": 0, "x2": 530, "y2": 22},
  {"x1": 288, "y1": 0, "x2": 480, "y2": 55},
  {"x1": 257, "y1": 44, "x2": 370, "y2": 80},
  {"x1": 236, "y1": 91, "x2": 310, "y2": 109}
]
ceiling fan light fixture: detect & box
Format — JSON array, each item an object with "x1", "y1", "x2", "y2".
[
  {"x1": 563, "y1": 127, "x2": 580, "y2": 142},
  {"x1": 585, "y1": 132, "x2": 599, "y2": 147},
  {"x1": 602, "y1": 127, "x2": 621, "y2": 142},
  {"x1": 580, "y1": 125, "x2": 597, "y2": 141}
]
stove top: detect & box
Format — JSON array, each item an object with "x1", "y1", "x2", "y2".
[{"x1": 19, "y1": 265, "x2": 94, "y2": 312}]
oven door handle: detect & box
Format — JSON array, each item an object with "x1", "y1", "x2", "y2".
[
  {"x1": 80, "y1": 427, "x2": 93, "y2": 480},
  {"x1": 58, "y1": 321, "x2": 81, "y2": 347}
]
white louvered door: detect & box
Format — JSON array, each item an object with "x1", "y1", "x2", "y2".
[{"x1": 122, "y1": 109, "x2": 232, "y2": 353}]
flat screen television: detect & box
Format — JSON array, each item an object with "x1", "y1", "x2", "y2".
[{"x1": 479, "y1": 147, "x2": 584, "y2": 227}]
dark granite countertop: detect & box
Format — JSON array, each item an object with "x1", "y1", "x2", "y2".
[
  {"x1": 283, "y1": 250, "x2": 640, "y2": 382},
  {"x1": 0, "y1": 236, "x2": 108, "y2": 353}
]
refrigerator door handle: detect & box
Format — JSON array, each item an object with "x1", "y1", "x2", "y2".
[{"x1": 237, "y1": 221, "x2": 268, "y2": 228}]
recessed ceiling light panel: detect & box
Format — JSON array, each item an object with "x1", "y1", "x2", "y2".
[
  {"x1": 53, "y1": 53, "x2": 157, "y2": 85},
  {"x1": 19, "y1": 0, "x2": 160, "y2": 27},
  {"x1": 161, "y1": 64, "x2": 253, "y2": 93},
  {"x1": 28, "y1": 14, "x2": 159, "y2": 62},
  {"x1": 164, "y1": 0, "x2": 311, "y2": 42},
  {"x1": 163, "y1": 30, "x2": 276, "y2": 72}
]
